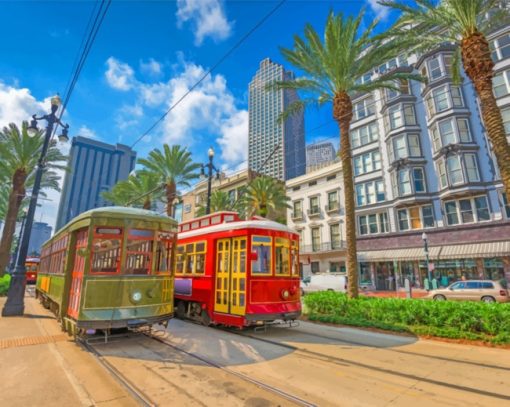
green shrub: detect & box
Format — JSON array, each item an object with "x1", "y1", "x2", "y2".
[
  {"x1": 303, "y1": 291, "x2": 510, "y2": 344},
  {"x1": 0, "y1": 274, "x2": 11, "y2": 296}
]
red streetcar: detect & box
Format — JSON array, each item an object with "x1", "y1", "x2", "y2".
[
  {"x1": 174, "y1": 212, "x2": 301, "y2": 328},
  {"x1": 26, "y1": 257, "x2": 40, "y2": 284}
]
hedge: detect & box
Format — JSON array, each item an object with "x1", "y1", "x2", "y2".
[
  {"x1": 0, "y1": 274, "x2": 11, "y2": 296},
  {"x1": 303, "y1": 291, "x2": 510, "y2": 344}
]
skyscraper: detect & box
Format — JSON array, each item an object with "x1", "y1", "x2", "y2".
[
  {"x1": 28, "y1": 222, "x2": 52, "y2": 256},
  {"x1": 55, "y1": 136, "x2": 136, "y2": 230},
  {"x1": 306, "y1": 141, "x2": 336, "y2": 169},
  {"x1": 248, "y1": 58, "x2": 305, "y2": 181}
]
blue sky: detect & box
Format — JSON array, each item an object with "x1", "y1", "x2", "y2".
[{"x1": 0, "y1": 0, "x2": 397, "y2": 228}]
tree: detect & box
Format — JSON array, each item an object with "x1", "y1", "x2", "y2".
[
  {"x1": 138, "y1": 145, "x2": 200, "y2": 216},
  {"x1": 238, "y1": 176, "x2": 289, "y2": 221},
  {"x1": 195, "y1": 190, "x2": 237, "y2": 217},
  {"x1": 0, "y1": 122, "x2": 67, "y2": 276},
  {"x1": 381, "y1": 0, "x2": 510, "y2": 198},
  {"x1": 274, "y1": 11, "x2": 422, "y2": 298},
  {"x1": 102, "y1": 171, "x2": 163, "y2": 210}
]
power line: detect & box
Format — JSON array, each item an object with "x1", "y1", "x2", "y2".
[{"x1": 130, "y1": 0, "x2": 287, "y2": 148}]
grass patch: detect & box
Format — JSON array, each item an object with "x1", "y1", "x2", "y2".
[
  {"x1": 303, "y1": 291, "x2": 510, "y2": 345},
  {"x1": 0, "y1": 274, "x2": 11, "y2": 296}
]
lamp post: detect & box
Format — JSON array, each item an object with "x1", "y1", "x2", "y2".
[
  {"x1": 2, "y1": 95, "x2": 69, "y2": 316},
  {"x1": 200, "y1": 147, "x2": 220, "y2": 215},
  {"x1": 8, "y1": 208, "x2": 29, "y2": 274},
  {"x1": 421, "y1": 232, "x2": 432, "y2": 290}
]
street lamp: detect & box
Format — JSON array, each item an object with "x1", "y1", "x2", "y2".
[
  {"x1": 200, "y1": 147, "x2": 220, "y2": 215},
  {"x1": 422, "y1": 232, "x2": 432, "y2": 290},
  {"x1": 2, "y1": 95, "x2": 69, "y2": 316},
  {"x1": 8, "y1": 208, "x2": 29, "y2": 274}
]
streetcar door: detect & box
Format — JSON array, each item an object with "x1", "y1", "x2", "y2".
[
  {"x1": 67, "y1": 228, "x2": 88, "y2": 319},
  {"x1": 214, "y1": 237, "x2": 247, "y2": 316},
  {"x1": 214, "y1": 239, "x2": 230, "y2": 313}
]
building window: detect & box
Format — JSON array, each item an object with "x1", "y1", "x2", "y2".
[
  {"x1": 431, "y1": 117, "x2": 472, "y2": 151},
  {"x1": 292, "y1": 200, "x2": 303, "y2": 219},
  {"x1": 330, "y1": 224, "x2": 342, "y2": 249},
  {"x1": 327, "y1": 191, "x2": 339, "y2": 211},
  {"x1": 502, "y1": 193, "x2": 510, "y2": 218},
  {"x1": 311, "y1": 227, "x2": 321, "y2": 251},
  {"x1": 437, "y1": 154, "x2": 480, "y2": 188},
  {"x1": 353, "y1": 150, "x2": 381, "y2": 175},
  {"x1": 427, "y1": 57, "x2": 442, "y2": 80},
  {"x1": 385, "y1": 79, "x2": 410, "y2": 101},
  {"x1": 446, "y1": 156, "x2": 464, "y2": 185},
  {"x1": 309, "y1": 196, "x2": 320, "y2": 214},
  {"x1": 492, "y1": 70, "x2": 510, "y2": 98},
  {"x1": 426, "y1": 85, "x2": 464, "y2": 117},
  {"x1": 351, "y1": 121, "x2": 379, "y2": 148},
  {"x1": 358, "y1": 212, "x2": 389, "y2": 235},
  {"x1": 355, "y1": 179, "x2": 385, "y2": 207},
  {"x1": 392, "y1": 167, "x2": 426, "y2": 197},
  {"x1": 443, "y1": 195, "x2": 491, "y2": 225},
  {"x1": 386, "y1": 104, "x2": 416, "y2": 131},
  {"x1": 490, "y1": 33, "x2": 510, "y2": 61},
  {"x1": 388, "y1": 133, "x2": 422, "y2": 162},
  {"x1": 502, "y1": 107, "x2": 510, "y2": 136},
  {"x1": 353, "y1": 96, "x2": 375, "y2": 121},
  {"x1": 397, "y1": 205, "x2": 434, "y2": 231}
]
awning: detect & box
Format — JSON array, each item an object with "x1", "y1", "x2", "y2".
[
  {"x1": 438, "y1": 241, "x2": 510, "y2": 259},
  {"x1": 358, "y1": 241, "x2": 510, "y2": 262}
]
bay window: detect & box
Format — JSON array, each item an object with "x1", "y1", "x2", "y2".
[
  {"x1": 386, "y1": 103, "x2": 416, "y2": 131},
  {"x1": 351, "y1": 121, "x2": 379, "y2": 148},
  {"x1": 392, "y1": 167, "x2": 426, "y2": 197},
  {"x1": 426, "y1": 85, "x2": 464, "y2": 116},
  {"x1": 438, "y1": 154, "x2": 480, "y2": 188},
  {"x1": 490, "y1": 33, "x2": 510, "y2": 61},
  {"x1": 397, "y1": 205, "x2": 435, "y2": 231},
  {"x1": 388, "y1": 133, "x2": 422, "y2": 162},
  {"x1": 431, "y1": 117, "x2": 472, "y2": 151},
  {"x1": 493, "y1": 70, "x2": 510, "y2": 98},
  {"x1": 444, "y1": 195, "x2": 490, "y2": 225},
  {"x1": 385, "y1": 79, "x2": 410, "y2": 101}
]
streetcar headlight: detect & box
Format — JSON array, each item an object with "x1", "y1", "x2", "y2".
[
  {"x1": 281, "y1": 289, "x2": 290, "y2": 300},
  {"x1": 131, "y1": 290, "x2": 142, "y2": 303}
]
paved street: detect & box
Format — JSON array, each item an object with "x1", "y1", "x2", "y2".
[{"x1": 1, "y1": 296, "x2": 510, "y2": 406}]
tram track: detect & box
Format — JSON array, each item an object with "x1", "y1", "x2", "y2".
[
  {"x1": 225, "y1": 327, "x2": 510, "y2": 402},
  {"x1": 146, "y1": 329, "x2": 317, "y2": 407}
]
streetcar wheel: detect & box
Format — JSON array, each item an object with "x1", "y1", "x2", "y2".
[
  {"x1": 176, "y1": 301, "x2": 186, "y2": 319},
  {"x1": 201, "y1": 310, "x2": 211, "y2": 326}
]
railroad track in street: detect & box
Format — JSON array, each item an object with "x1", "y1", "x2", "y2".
[
  {"x1": 147, "y1": 330, "x2": 317, "y2": 407},
  {"x1": 226, "y1": 326, "x2": 510, "y2": 402}
]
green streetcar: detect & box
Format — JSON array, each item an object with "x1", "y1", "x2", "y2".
[{"x1": 36, "y1": 207, "x2": 177, "y2": 336}]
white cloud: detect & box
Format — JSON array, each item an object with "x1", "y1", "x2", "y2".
[
  {"x1": 140, "y1": 58, "x2": 163, "y2": 76},
  {"x1": 367, "y1": 0, "x2": 389, "y2": 21},
  {"x1": 105, "y1": 57, "x2": 136, "y2": 91},
  {"x1": 77, "y1": 125, "x2": 100, "y2": 140},
  {"x1": 176, "y1": 0, "x2": 233, "y2": 45},
  {"x1": 218, "y1": 110, "x2": 248, "y2": 164}
]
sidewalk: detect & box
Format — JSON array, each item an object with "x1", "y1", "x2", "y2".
[
  {"x1": 360, "y1": 289, "x2": 429, "y2": 298},
  {"x1": 0, "y1": 293, "x2": 137, "y2": 407}
]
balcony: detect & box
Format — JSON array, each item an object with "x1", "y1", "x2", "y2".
[
  {"x1": 291, "y1": 211, "x2": 304, "y2": 221},
  {"x1": 325, "y1": 202, "x2": 340, "y2": 215},
  {"x1": 300, "y1": 241, "x2": 346, "y2": 254},
  {"x1": 307, "y1": 207, "x2": 321, "y2": 219}
]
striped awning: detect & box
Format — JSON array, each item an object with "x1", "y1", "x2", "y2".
[{"x1": 358, "y1": 241, "x2": 510, "y2": 262}]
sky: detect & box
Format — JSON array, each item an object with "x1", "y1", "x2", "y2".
[{"x1": 0, "y1": 0, "x2": 397, "y2": 230}]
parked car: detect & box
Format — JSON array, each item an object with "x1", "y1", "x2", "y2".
[
  {"x1": 300, "y1": 273, "x2": 347, "y2": 296},
  {"x1": 427, "y1": 280, "x2": 509, "y2": 303}
]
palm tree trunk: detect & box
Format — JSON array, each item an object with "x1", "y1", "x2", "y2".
[
  {"x1": 461, "y1": 31, "x2": 510, "y2": 198},
  {"x1": 165, "y1": 181, "x2": 176, "y2": 217},
  {"x1": 334, "y1": 92, "x2": 358, "y2": 299},
  {"x1": 0, "y1": 170, "x2": 27, "y2": 276},
  {"x1": 143, "y1": 199, "x2": 151, "y2": 210}
]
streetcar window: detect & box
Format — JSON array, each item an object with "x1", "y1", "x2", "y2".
[
  {"x1": 126, "y1": 241, "x2": 153, "y2": 275},
  {"x1": 129, "y1": 229, "x2": 154, "y2": 238},
  {"x1": 200, "y1": 219, "x2": 210, "y2": 227},
  {"x1": 185, "y1": 241, "x2": 207, "y2": 274},
  {"x1": 156, "y1": 233, "x2": 175, "y2": 274},
  {"x1": 251, "y1": 236, "x2": 272, "y2": 275},
  {"x1": 275, "y1": 238, "x2": 290, "y2": 276},
  {"x1": 211, "y1": 215, "x2": 221, "y2": 225},
  {"x1": 290, "y1": 240, "x2": 300, "y2": 276},
  {"x1": 96, "y1": 228, "x2": 121, "y2": 235},
  {"x1": 91, "y1": 238, "x2": 122, "y2": 273},
  {"x1": 176, "y1": 245, "x2": 186, "y2": 274}
]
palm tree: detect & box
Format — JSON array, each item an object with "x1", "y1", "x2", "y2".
[
  {"x1": 102, "y1": 171, "x2": 163, "y2": 210},
  {"x1": 274, "y1": 11, "x2": 422, "y2": 298},
  {"x1": 381, "y1": 0, "x2": 510, "y2": 199},
  {"x1": 0, "y1": 122, "x2": 67, "y2": 276},
  {"x1": 239, "y1": 176, "x2": 289, "y2": 220},
  {"x1": 195, "y1": 190, "x2": 237, "y2": 217},
  {"x1": 138, "y1": 144, "x2": 201, "y2": 216}
]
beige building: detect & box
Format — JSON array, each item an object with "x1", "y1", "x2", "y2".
[{"x1": 181, "y1": 169, "x2": 257, "y2": 222}]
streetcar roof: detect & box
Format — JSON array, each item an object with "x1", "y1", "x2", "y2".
[
  {"x1": 66, "y1": 206, "x2": 177, "y2": 226},
  {"x1": 178, "y1": 218, "x2": 298, "y2": 239}
]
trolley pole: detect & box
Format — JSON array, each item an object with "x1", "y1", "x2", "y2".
[{"x1": 2, "y1": 95, "x2": 69, "y2": 317}]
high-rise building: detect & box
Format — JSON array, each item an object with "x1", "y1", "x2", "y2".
[
  {"x1": 248, "y1": 58, "x2": 305, "y2": 181},
  {"x1": 28, "y1": 222, "x2": 52, "y2": 256},
  {"x1": 55, "y1": 136, "x2": 136, "y2": 230},
  {"x1": 306, "y1": 142, "x2": 336, "y2": 170}
]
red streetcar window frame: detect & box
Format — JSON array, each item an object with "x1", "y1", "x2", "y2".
[{"x1": 90, "y1": 227, "x2": 123, "y2": 275}]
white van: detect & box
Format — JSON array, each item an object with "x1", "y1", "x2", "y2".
[{"x1": 301, "y1": 273, "x2": 347, "y2": 295}]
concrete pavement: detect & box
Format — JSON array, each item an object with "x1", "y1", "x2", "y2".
[{"x1": 0, "y1": 294, "x2": 137, "y2": 407}]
